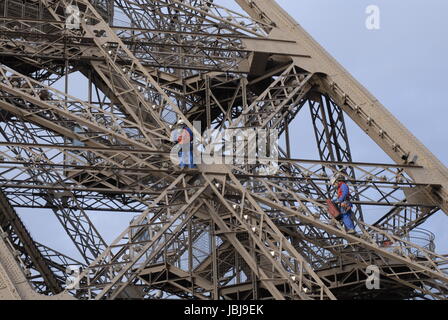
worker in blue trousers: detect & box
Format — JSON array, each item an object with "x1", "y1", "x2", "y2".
[
  {"x1": 331, "y1": 175, "x2": 356, "y2": 234},
  {"x1": 177, "y1": 121, "x2": 197, "y2": 169}
]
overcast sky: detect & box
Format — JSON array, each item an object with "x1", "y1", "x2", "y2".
[{"x1": 19, "y1": 0, "x2": 448, "y2": 266}]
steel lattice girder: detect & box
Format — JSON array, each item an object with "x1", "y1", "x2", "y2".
[{"x1": 0, "y1": 0, "x2": 446, "y2": 300}]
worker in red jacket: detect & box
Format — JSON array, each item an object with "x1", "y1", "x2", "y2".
[{"x1": 332, "y1": 175, "x2": 356, "y2": 234}]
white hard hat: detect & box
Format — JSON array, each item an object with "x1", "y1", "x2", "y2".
[{"x1": 330, "y1": 174, "x2": 344, "y2": 185}]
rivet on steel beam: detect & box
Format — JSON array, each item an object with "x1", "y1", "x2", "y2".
[{"x1": 393, "y1": 143, "x2": 399, "y2": 151}]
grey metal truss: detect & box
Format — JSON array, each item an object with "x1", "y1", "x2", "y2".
[{"x1": 0, "y1": 0, "x2": 446, "y2": 300}]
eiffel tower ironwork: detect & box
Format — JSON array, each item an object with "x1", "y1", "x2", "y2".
[{"x1": 0, "y1": 0, "x2": 447, "y2": 300}]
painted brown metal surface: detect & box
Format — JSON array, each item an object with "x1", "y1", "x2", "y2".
[{"x1": 0, "y1": 0, "x2": 446, "y2": 299}]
